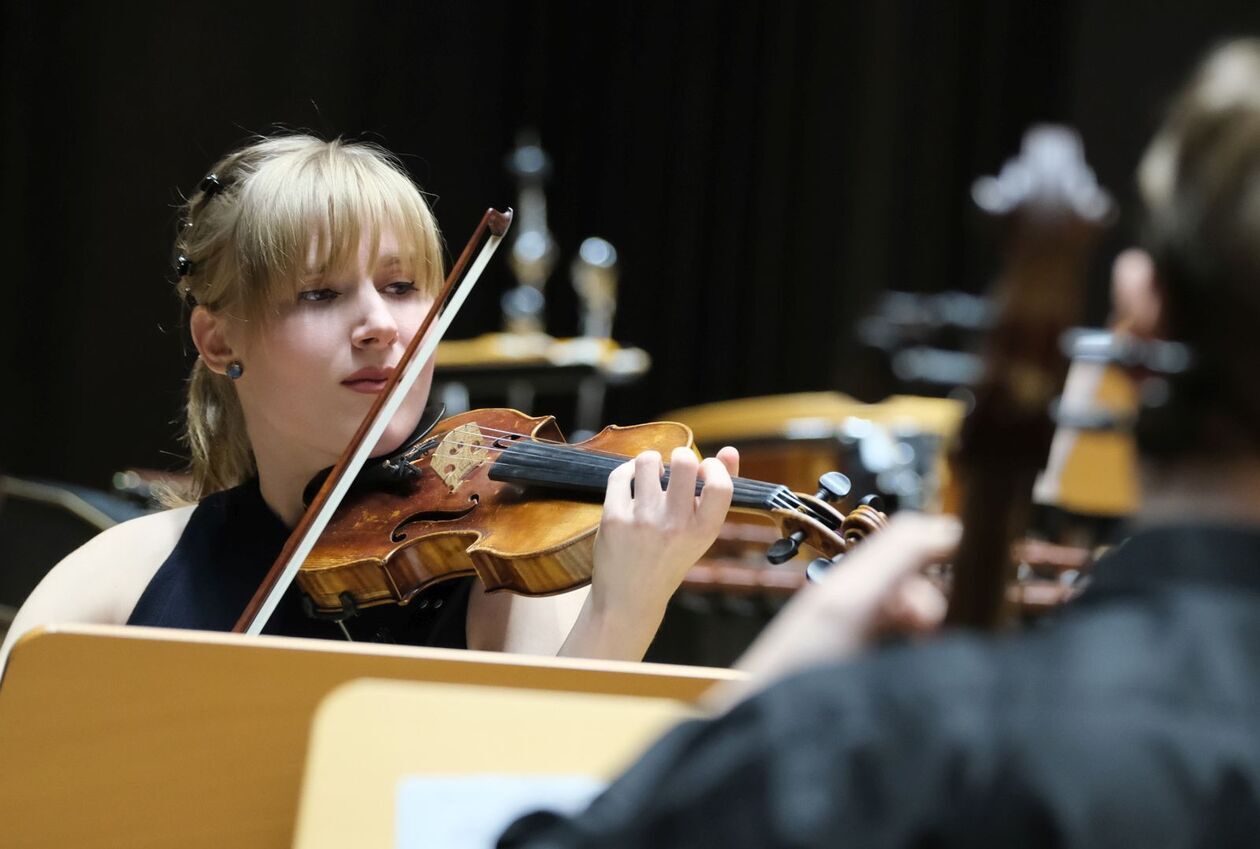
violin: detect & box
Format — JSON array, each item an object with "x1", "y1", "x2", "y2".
[{"x1": 296, "y1": 407, "x2": 888, "y2": 616}]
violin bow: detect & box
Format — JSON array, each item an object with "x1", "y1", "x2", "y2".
[{"x1": 233, "y1": 208, "x2": 514, "y2": 635}]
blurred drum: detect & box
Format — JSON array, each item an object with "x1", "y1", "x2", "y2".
[{"x1": 661, "y1": 391, "x2": 965, "y2": 513}]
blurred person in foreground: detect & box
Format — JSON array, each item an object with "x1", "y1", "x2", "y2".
[{"x1": 499, "y1": 39, "x2": 1260, "y2": 848}]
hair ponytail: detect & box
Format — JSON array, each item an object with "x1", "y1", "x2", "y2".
[{"x1": 183, "y1": 358, "x2": 254, "y2": 499}]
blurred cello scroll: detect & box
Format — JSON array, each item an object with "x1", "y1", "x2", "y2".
[{"x1": 944, "y1": 125, "x2": 1115, "y2": 630}]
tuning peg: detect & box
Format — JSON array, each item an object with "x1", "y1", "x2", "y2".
[
  {"x1": 814, "y1": 471, "x2": 851, "y2": 503},
  {"x1": 766, "y1": 530, "x2": 806, "y2": 565},
  {"x1": 806, "y1": 555, "x2": 841, "y2": 583}
]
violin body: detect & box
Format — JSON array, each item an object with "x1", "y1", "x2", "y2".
[
  {"x1": 298, "y1": 408, "x2": 867, "y2": 614},
  {"x1": 298, "y1": 409, "x2": 678, "y2": 610}
]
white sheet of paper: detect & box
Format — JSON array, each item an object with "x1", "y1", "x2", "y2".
[{"x1": 396, "y1": 774, "x2": 606, "y2": 849}]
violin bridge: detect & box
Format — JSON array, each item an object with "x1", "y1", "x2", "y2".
[{"x1": 434, "y1": 423, "x2": 492, "y2": 492}]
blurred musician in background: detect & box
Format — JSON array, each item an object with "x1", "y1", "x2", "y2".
[
  {"x1": 499, "y1": 39, "x2": 1260, "y2": 848},
  {"x1": 0, "y1": 135, "x2": 738, "y2": 670}
]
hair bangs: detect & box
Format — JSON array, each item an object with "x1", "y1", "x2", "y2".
[{"x1": 232, "y1": 139, "x2": 443, "y2": 319}]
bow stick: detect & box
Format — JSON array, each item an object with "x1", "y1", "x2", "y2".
[{"x1": 233, "y1": 208, "x2": 514, "y2": 634}]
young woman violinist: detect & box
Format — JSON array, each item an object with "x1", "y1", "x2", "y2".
[{"x1": 0, "y1": 135, "x2": 738, "y2": 665}]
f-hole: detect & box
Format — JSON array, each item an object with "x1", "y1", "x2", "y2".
[{"x1": 392, "y1": 493, "x2": 480, "y2": 542}]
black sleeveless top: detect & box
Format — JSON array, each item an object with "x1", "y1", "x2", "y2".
[{"x1": 127, "y1": 479, "x2": 472, "y2": 647}]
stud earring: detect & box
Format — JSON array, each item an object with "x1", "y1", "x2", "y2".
[{"x1": 226, "y1": 361, "x2": 244, "y2": 380}]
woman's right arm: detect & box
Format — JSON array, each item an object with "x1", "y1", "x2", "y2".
[{"x1": 0, "y1": 506, "x2": 195, "y2": 670}]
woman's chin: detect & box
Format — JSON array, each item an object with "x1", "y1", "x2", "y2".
[{"x1": 369, "y1": 423, "x2": 414, "y2": 458}]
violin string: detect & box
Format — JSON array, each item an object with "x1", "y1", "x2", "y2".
[
  {"x1": 425, "y1": 433, "x2": 759, "y2": 486},
  {"x1": 437, "y1": 423, "x2": 765, "y2": 469},
  {"x1": 426, "y1": 436, "x2": 809, "y2": 512},
  {"x1": 427, "y1": 426, "x2": 812, "y2": 511},
  {"x1": 431, "y1": 436, "x2": 794, "y2": 498},
  {"x1": 411, "y1": 423, "x2": 833, "y2": 518},
  {"x1": 495, "y1": 454, "x2": 792, "y2": 505},
  {"x1": 522, "y1": 448, "x2": 763, "y2": 500}
]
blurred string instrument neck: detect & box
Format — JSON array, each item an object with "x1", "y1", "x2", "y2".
[{"x1": 944, "y1": 126, "x2": 1114, "y2": 630}]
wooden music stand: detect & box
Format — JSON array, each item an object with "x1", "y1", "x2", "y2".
[
  {"x1": 294, "y1": 678, "x2": 695, "y2": 849},
  {"x1": 0, "y1": 624, "x2": 738, "y2": 849}
]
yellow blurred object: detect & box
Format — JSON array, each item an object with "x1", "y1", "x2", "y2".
[
  {"x1": 437, "y1": 332, "x2": 650, "y2": 377},
  {"x1": 1034, "y1": 361, "x2": 1140, "y2": 517},
  {"x1": 660, "y1": 392, "x2": 964, "y2": 444}
]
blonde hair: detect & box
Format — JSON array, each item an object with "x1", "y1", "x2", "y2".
[
  {"x1": 175, "y1": 135, "x2": 444, "y2": 499},
  {"x1": 1136, "y1": 40, "x2": 1260, "y2": 454}
]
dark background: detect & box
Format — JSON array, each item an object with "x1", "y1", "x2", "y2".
[{"x1": 3, "y1": 0, "x2": 1259, "y2": 490}]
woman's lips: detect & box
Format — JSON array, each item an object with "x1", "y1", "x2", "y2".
[
  {"x1": 341, "y1": 367, "x2": 394, "y2": 393},
  {"x1": 342, "y1": 378, "x2": 389, "y2": 394}
]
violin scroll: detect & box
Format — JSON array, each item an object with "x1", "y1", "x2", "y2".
[{"x1": 841, "y1": 495, "x2": 889, "y2": 545}]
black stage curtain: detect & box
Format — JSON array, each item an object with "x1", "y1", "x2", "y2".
[{"x1": 2, "y1": 1, "x2": 1258, "y2": 487}]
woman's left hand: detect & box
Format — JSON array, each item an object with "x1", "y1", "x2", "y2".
[
  {"x1": 590, "y1": 445, "x2": 739, "y2": 618},
  {"x1": 483, "y1": 444, "x2": 738, "y2": 662}
]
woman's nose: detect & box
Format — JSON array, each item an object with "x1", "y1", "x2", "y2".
[{"x1": 351, "y1": 289, "x2": 400, "y2": 349}]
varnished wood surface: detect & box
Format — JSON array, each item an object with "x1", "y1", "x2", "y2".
[
  {"x1": 294, "y1": 679, "x2": 695, "y2": 849},
  {"x1": 0, "y1": 624, "x2": 740, "y2": 849},
  {"x1": 301, "y1": 410, "x2": 696, "y2": 607}
]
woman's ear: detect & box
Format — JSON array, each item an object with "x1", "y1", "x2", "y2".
[
  {"x1": 1110, "y1": 248, "x2": 1166, "y2": 338},
  {"x1": 189, "y1": 306, "x2": 238, "y2": 374}
]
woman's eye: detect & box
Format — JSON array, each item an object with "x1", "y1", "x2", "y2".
[
  {"x1": 383, "y1": 281, "x2": 417, "y2": 295},
  {"x1": 298, "y1": 288, "x2": 338, "y2": 303}
]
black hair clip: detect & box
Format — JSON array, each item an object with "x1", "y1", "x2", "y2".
[
  {"x1": 199, "y1": 173, "x2": 226, "y2": 198},
  {"x1": 176, "y1": 253, "x2": 194, "y2": 277}
]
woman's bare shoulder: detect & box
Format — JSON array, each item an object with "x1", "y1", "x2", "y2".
[
  {"x1": 4, "y1": 506, "x2": 197, "y2": 646},
  {"x1": 80, "y1": 505, "x2": 198, "y2": 566}
]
